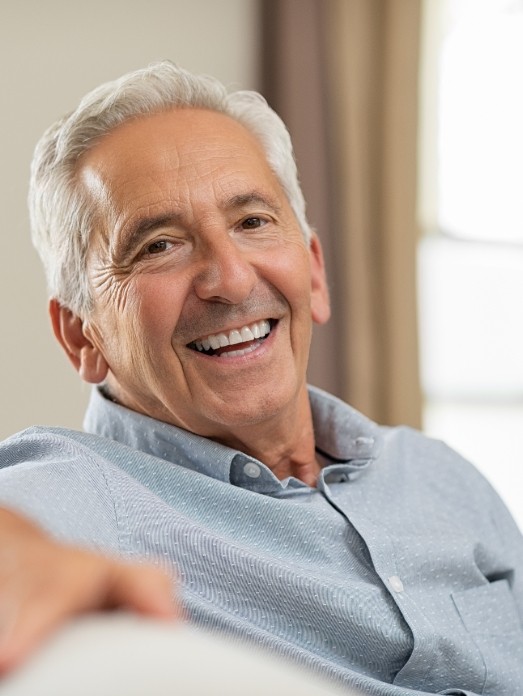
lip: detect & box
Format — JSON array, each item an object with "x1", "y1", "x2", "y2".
[
  {"x1": 186, "y1": 318, "x2": 279, "y2": 364},
  {"x1": 188, "y1": 318, "x2": 274, "y2": 353}
]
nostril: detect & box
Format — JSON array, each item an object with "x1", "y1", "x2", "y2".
[{"x1": 193, "y1": 255, "x2": 257, "y2": 304}]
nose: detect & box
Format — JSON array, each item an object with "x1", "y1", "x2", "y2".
[{"x1": 192, "y1": 235, "x2": 258, "y2": 304}]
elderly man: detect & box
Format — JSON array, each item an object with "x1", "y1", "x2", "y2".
[{"x1": 0, "y1": 63, "x2": 522, "y2": 696}]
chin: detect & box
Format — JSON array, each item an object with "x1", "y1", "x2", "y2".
[{"x1": 208, "y1": 389, "x2": 295, "y2": 430}]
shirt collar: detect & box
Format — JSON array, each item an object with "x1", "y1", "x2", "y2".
[
  {"x1": 308, "y1": 385, "x2": 382, "y2": 465},
  {"x1": 83, "y1": 388, "x2": 235, "y2": 484},
  {"x1": 83, "y1": 385, "x2": 382, "y2": 494}
]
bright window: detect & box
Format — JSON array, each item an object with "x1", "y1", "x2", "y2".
[{"x1": 418, "y1": 0, "x2": 523, "y2": 528}]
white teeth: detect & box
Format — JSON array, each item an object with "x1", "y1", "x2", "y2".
[
  {"x1": 241, "y1": 327, "x2": 255, "y2": 342},
  {"x1": 222, "y1": 343, "x2": 259, "y2": 358},
  {"x1": 192, "y1": 320, "x2": 272, "y2": 352},
  {"x1": 229, "y1": 330, "x2": 242, "y2": 345}
]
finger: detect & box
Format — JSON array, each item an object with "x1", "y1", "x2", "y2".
[{"x1": 104, "y1": 562, "x2": 182, "y2": 619}]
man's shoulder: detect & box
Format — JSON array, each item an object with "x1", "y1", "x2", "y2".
[
  {"x1": 380, "y1": 422, "x2": 476, "y2": 474},
  {"x1": 375, "y1": 422, "x2": 510, "y2": 518},
  {"x1": 0, "y1": 424, "x2": 131, "y2": 469},
  {"x1": 0, "y1": 426, "x2": 128, "y2": 549},
  {"x1": 0, "y1": 424, "x2": 143, "y2": 521}
]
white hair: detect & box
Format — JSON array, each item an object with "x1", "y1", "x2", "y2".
[{"x1": 28, "y1": 61, "x2": 312, "y2": 317}]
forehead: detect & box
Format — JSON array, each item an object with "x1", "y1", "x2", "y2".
[{"x1": 79, "y1": 108, "x2": 280, "y2": 214}]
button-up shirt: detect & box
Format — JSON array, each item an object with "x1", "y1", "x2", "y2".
[{"x1": 1, "y1": 386, "x2": 522, "y2": 695}]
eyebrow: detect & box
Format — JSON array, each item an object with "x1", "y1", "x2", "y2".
[{"x1": 222, "y1": 191, "x2": 282, "y2": 215}]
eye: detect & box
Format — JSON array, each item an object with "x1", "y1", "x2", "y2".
[
  {"x1": 144, "y1": 239, "x2": 173, "y2": 255},
  {"x1": 241, "y1": 216, "x2": 266, "y2": 230}
]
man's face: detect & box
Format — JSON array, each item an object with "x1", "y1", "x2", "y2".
[{"x1": 75, "y1": 108, "x2": 329, "y2": 442}]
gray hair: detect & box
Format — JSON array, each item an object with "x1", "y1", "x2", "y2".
[{"x1": 29, "y1": 61, "x2": 312, "y2": 317}]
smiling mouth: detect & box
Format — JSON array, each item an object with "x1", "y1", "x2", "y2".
[{"x1": 187, "y1": 319, "x2": 276, "y2": 358}]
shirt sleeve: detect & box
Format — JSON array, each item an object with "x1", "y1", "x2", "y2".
[{"x1": 0, "y1": 427, "x2": 122, "y2": 554}]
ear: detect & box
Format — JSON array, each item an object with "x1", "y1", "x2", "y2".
[
  {"x1": 309, "y1": 234, "x2": 331, "y2": 325},
  {"x1": 49, "y1": 299, "x2": 109, "y2": 384}
]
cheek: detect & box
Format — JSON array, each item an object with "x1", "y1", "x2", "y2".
[
  {"x1": 129, "y1": 276, "x2": 185, "y2": 344},
  {"x1": 263, "y1": 244, "x2": 311, "y2": 309}
]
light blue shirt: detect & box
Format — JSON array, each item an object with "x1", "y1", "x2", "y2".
[{"x1": 1, "y1": 386, "x2": 522, "y2": 695}]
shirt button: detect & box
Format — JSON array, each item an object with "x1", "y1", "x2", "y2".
[
  {"x1": 355, "y1": 436, "x2": 374, "y2": 447},
  {"x1": 244, "y1": 462, "x2": 261, "y2": 478},
  {"x1": 388, "y1": 575, "x2": 404, "y2": 593}
]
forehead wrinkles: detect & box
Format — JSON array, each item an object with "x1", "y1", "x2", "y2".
[
  {"x1": 157, "y1": 132, "x2": 269, "y2": 203},
  {"x1": 86, "y1": 136, "x2": 261, "y2": 210}
]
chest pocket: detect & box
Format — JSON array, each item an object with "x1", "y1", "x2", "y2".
[{"x1": 451, "y1": 580, "x2": 523, "y2": 695}]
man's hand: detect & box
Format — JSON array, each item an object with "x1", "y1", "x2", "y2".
[{"x1": 0, "y1": 508, "x2": 180, "y2": 675}]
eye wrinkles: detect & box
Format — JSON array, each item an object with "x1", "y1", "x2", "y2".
[
  {"x1": 110, "y1": 189, "x2": 284, "y2": 266},
  {"x1": 112, "y1": 213, "x2": 184, "y2": 265}
]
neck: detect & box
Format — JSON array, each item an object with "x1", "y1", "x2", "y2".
[{"x1": 214, "y1": 387, "x2": 321, "y2": 487}]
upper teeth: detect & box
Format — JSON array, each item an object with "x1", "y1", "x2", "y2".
[{"x1": 193, "y1": 319, "x2": 271, "y2": 352}]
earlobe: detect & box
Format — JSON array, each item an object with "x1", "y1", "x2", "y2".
[
  {"x1": 309, "y1": 235, "x2": 331, "y2": 325},
  {"x1": 49, "y1": 299, "x2": 109, "y2": 384}
]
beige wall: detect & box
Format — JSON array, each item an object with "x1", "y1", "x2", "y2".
[{"x1": 0, "y1": 0, "x2": 260, "y2": 439}]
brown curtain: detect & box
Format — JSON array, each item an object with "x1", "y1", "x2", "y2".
[{"x1": 261, "y1": 0, "x2": 422, "y2": 428}]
